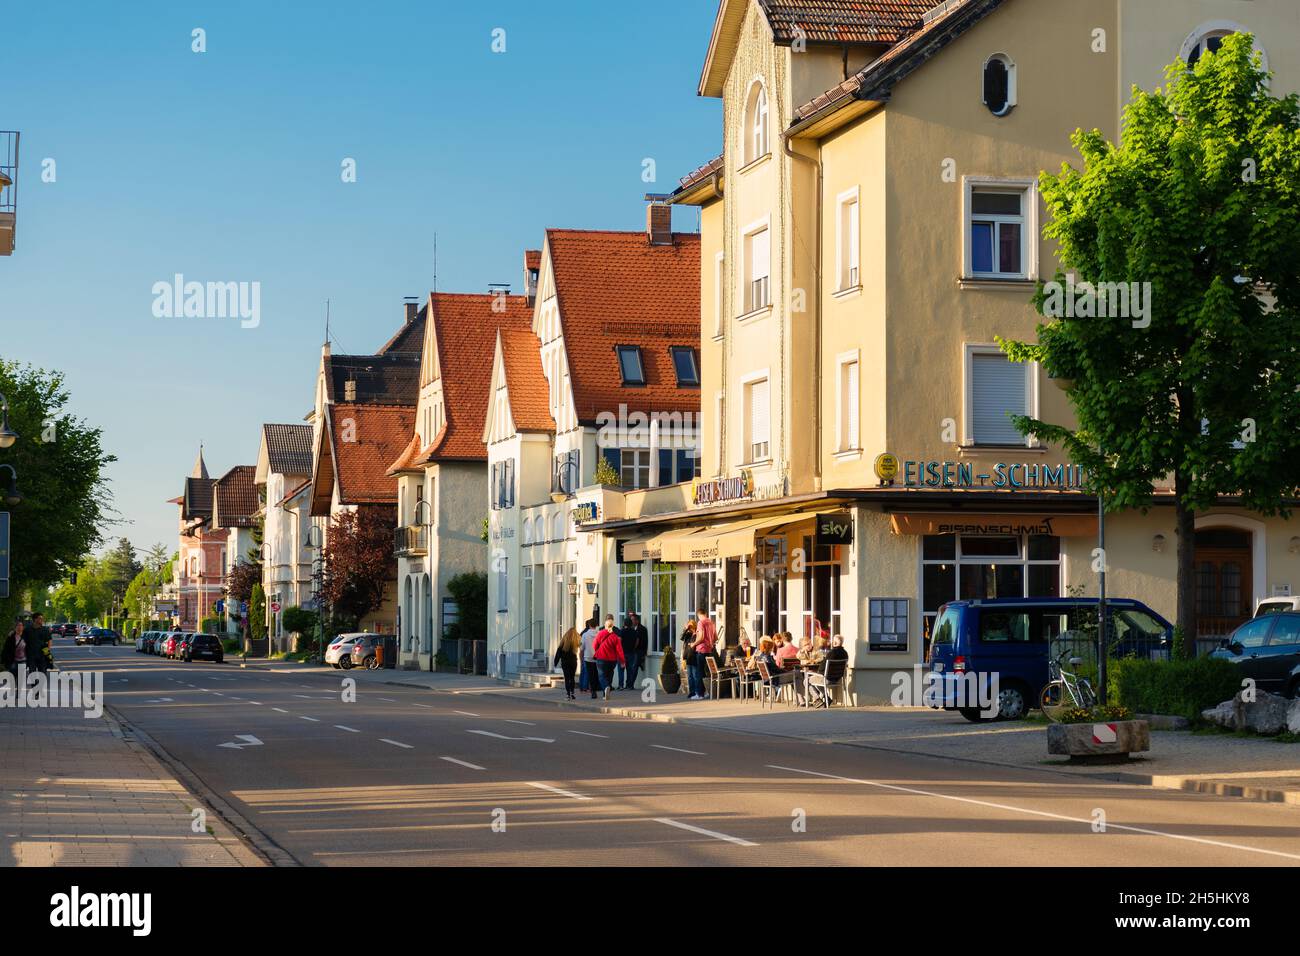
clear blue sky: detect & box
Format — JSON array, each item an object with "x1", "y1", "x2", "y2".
[{"x1": 0, "y1": 0, "x2": 721, "y2": 557}]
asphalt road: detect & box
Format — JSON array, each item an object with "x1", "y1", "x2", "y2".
[{"x1": 54, "y1": 640, "x2": 1300, "y2": 867}]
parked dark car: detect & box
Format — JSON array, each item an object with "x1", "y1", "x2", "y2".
[
  {"x1": 349, "y1": 634, "x2": 384, "y2": 670},
  {"x1": 1210, "y1": 611, "x2": 1300, "y2": 699},
  {"x1": 927, "y1": 597, "x2": 1173, "y2": 721},
  {"x1": 182, "y1": 634, "x2": 224, "y2": 664}
]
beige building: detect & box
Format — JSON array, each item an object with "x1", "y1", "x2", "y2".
[{"x1": 585, "y1": 0, "x2": 1300, "y2": 704}]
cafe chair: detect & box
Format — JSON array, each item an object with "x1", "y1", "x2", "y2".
[
  {"x1": 754, "y1": 660, "x2": 783, "y2": 710},
  {"x1": 803, "y1": 657, "x2": 849, "y2": 708},
  {"x1": 705, "y1": 655, "x2": 737, "y2": 700}
]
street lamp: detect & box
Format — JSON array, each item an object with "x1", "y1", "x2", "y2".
[
  {"x1": 0, "y1": 464, "x2": 22, "y2": 506},
  {"x1": 0, "y1": 392, "x2": 17, "y2": 449},
  {"x1": 412, "y1": 498, "x2": 434, "y2": 672}
]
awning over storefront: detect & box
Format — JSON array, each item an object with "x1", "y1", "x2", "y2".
[
  {"x1": 654, "y1": 511, "x2": 836, "y2": 563},
  {"x1": 620, "y1": 538, "x2": 661, "y2": 562},
  {"x1": 889, "y1": 513, "x2": 1098, "y2": 537}
]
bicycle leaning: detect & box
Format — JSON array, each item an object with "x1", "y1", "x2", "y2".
[{"x1": 1039, "y1": 653, "x2": 1097, "y2": 722}]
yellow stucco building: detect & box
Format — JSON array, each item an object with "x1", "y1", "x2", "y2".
[{"x1": 582, "y1": 0, "x2": 1300, "y2": 703}]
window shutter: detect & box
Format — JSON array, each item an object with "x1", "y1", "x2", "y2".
[
  {"x1": 971, "y1": 353, "x2": 1027, "y2": 444},
  {"x1": 506, "y1": 458, "x2": 515, "y2": 507},
  {"x1": 490, "y1": 463, "x2": 499, "y2": 510},
  {"x1": 657, "y1": 448, "x2": 673, "y2": 487},
  {"x1": 752, "y1": 229, "x2": 770, "y2": 281},
  {"x1": 750, "y1": 379, "x2": 770, "y2": 446}
]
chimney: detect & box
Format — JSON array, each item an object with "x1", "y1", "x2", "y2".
[
  {"x1": 646, "y1": 198, "x2": 673, "y2": 246},
  {"x1": 403, "y1": 298, "x2": 419, "y2": 324},
  {"x1": 344, "y1": 379, "x2": 357, "y2": 402},
  {"x1": 524, "y1": 250, "x2": 540, "y2": 307}
]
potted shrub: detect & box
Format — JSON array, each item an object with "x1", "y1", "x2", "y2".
[
  {"x1": 660, "y1": 646, "x2": 683, "y2": 694},
  {"x1": 1046, "y1": 703, "x2": 1150, "y2": 761}
]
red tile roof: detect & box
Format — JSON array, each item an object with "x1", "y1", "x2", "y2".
[
  {"x1": 421, "y1": 293, "x2": 533, "y2": 463},
  {"x1": 758, "y1": 0, "x2": 931, "y2": 43},
  {"x1": 377, "y1": 301, "x2": 427, "y2": 354},
  {"x1": 322, "y1": 403, "x2": 414, "y2": 508},
  {"x1": 499, "y1": 327, "x2": 555, "y2": 433},
  {"x1": 212, "y1": 465, "x2": 259, "y2": 528},
  {"x1": 278, "y1": 478, "x2": 312, "y2": 507},
  {"x1": 546, "y1": 229, "x2": 701, "y2": 424}
]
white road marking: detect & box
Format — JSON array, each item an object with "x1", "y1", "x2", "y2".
[
  {"x1": 765, "y1": 765, "x2": 1300, "y2": 862},
  {"x1": 453, "y1": 710, "x2": 480, "y2": 717},
  {"x1": 376, "y1": 697, "x2": 396, "y2": 702},
  {"x1": 299, "y1": 716, "x2": 320, "y2": 722},
  {"x1": 335, "y1": 725, "x2": 360, "y2": 733},
  {"x1": 411, "y1": 703, "x2": 433, "y2": 709},
  {"x1": 504, "y1": 719, "x2": 536, "y2": 726},
  {"x1": 248, "y1": 701, "x2": 262, "y2": 706},
  {"x1": 568, "y1": 730, "x2": 609, "y2": 738},
  {"x1": 143, "y1": 698, "x2": 174, "y2": 704},
  {"x1": 655, "y1": 817, "x2": 756, "y2": 847},
  {"x1": 651, "y1": 745, "x2": 705, "y2": 755},
  {"x1": 527, "y1": 782, "x2": 592, "y2": 801},
  {"x1": 380, "y1": 738, "x2": 413, "y2": 749},
  {"x1": 272, "y1": 707, "x2": 289, "y2": 713},
  {"x1": 218, "y1": 734, "x2": 264, "y2": 750},
  {"x1": 440, "y1": 756, "x2": 485, "y2": 771},
  {"x1": 228, "y1": 696, "x2": 242, "y2": 701},
  {"x1": 467, "y1": 730, "x2": 555, "y2": 744}
]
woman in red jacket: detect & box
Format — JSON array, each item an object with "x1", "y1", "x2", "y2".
[{"x1": 593, "y1": 616, "x2": 626, "y2": 702}]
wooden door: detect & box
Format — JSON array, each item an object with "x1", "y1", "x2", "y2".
[{"x1": 1195, "y1": 529, "x2": 1252, "y2": 636}]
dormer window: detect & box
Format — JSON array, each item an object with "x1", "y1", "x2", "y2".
[
  {"x1": 982, "y1": 54, "x2": 1015, "y2": 116},
  {"x1": 617, "y1": 346, "x2": 645, "y2": 386},
  {"x1": 743, "y1": 81, "x2": 769, "y2": 165},
  {"x1": 671, "y1": 346, "x2": 699, "y2": 387}
]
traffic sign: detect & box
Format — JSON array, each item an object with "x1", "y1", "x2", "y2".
[
  {"x1": 270, "y1": 601, "x2": 282, "y2": 613},
  {"x1": 215, "y1": 599, "x2": 225, "y2": 614},
  {"x1": 240, "y1": 601, "x2": 248, "y2": 614}
]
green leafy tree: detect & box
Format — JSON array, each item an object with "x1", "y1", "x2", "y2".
[
  {"x1": 0, "y1": 360, "x2": 115, "y2": 624},
  {"x1": 445, "y1": 571, "x2": 487, "y2": 644},
  {"x1": 102, "y1": 537, "x2": 142, "y2": 605},
  {"x1": 1002, "y1": 34, "x2": 1300, "y2": 647},
  {"x1": 51, "y1": 557, "x2": 113, "y2": 622},
  {"x1": 249, "y1": 583, "x2": 267, "y2": 640}
]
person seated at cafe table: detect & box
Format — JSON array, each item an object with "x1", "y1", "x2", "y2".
[
  {"x1": 734, "y1": 635, "x2": 755, "y2": 662},
  {"x1": 775, "y1": 634, "x2": 800, "y2": 666}
]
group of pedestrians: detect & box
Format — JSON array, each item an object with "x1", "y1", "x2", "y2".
[
  {"x1": 2, "y1": 613, "x2": 54, "y2": 684},
  {"x1": 552, "y1": 611, "x2": 650, "y2": 701}
]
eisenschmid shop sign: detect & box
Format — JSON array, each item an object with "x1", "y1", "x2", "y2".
[
  {"x1": 692, "y1": 470, "x2": 754, "y2": 506},
  {"x1": 874, "y1": 453, "x2": 1087, "y2": 491},
  {"x1": 889, "y1": 514, "x2": 1098, "y2": 537}
]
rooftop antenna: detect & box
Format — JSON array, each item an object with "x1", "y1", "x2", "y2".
[
  {"x1": 433, "y1": 232, "x2": 438, "y2": 297},
  {"x1": 324, "y1": 299, "x2": 331, "y2": 346}
]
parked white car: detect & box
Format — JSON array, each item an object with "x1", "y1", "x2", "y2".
[
  {"x1": 325, "y1": 633, "x2": 376, "y2": 669},
  {"x1": 1255, "y1": 597, "x2": 1300, "y2": 617}
]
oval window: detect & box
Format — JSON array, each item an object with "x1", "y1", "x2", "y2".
[{"x1": 982, "y1": 54, "x2": 1015, "y2": 116}]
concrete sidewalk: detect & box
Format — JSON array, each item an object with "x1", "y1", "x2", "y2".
[
  {"x1": 0, "y1": 699, "x2": 263, "y2": 866},
  {"x1": 244, "y1": 660, "x2": 1300, "y2": 805}
]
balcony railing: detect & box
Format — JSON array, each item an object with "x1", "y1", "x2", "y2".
[
  {"x1": 394, "y1": 524, "x2": 428, "y2": 556},
  {"x1": 0, "y1": 131, "x2": 17, "y2": 255}
]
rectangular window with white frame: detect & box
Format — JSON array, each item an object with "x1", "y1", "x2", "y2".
[
  {"x1": 965, "y1": 346, "x2": 1036, "y2": 446},
  {"x1": 743, "y1": 373, "x2": 771, "y2": 463},
  {"x1": 743, "y1": 222, "x2": 771, "y2": 314},
  {"x1": 837, "y1": 188, "x2": 860, "y2": 291},
  {"x1": 836, "y1": 352, "x2": 860, "y2": 453},
  {"x1": 964, "y1": 178, "x2": 1036, "y2": 280},
  {"x1": 619, "y1": 448, "x2": 651, "y2": 489}
]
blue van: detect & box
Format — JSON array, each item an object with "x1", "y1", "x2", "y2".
[{"x1": 926, "y1": 598, "x2": 1172, "y2": 721}]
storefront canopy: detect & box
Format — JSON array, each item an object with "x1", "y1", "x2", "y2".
[
  {"x1": 889, "y1": 513, "x2": 1098, "y2": 537},
  {"x1": 636, "y1": 510, "x2": 839, "y2": 564}
]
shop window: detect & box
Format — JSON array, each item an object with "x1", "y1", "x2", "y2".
[
  {"x1": 688, "y1": 566, "x2": 719, "y2": 625},
  {"x1": 920, "y1": 533, "x2": 1061, "y2": 649},
  {"x1": 650, "y1": 563, "x2": 677, "y2": 653},
  {"x1": 801, "y1": 535, "x2": 842, "y2": 640},
  {"x1": 753, "y1": 537, "x2": 788, "y2": 639},
  {"x1": 619, "y1": 561, "x2": 643, "y2": 620},
  {"x1": 968, "y1": 350, "x2": 1028, "y2": 445}
]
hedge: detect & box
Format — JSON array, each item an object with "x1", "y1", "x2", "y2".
[{"x1": 1108, "y1": 656, "x2": 1242, "y2": 721}]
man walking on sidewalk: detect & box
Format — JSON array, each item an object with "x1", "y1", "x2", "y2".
[
  {"x1": 29, "y1": 613, "x2": 53, "y2": 676},
  {"x1": 580, "y1": 618, "x2": 600, "y2": 700},
  {"x1": 619, "y1": 612, "x2": 648, "y2": 691}
]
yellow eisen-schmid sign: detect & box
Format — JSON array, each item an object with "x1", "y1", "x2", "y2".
[{"x1": 889, "y1": 514, "x2": 1098, "y2": 537}]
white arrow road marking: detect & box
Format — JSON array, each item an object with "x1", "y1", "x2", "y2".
[
  {"x1": 505, "y1": 720, "x2": 536, "y2": 726},
  {"x1": 568, "y1": 730, "x2": 609, "y2": 738},
  {"x1": 218, "y1": 735, "x2": 264, "y2": 750},
  {"x1": 380, "y1": 738, "x2": 413, "y2": 749},
  {"x1": 655, "y1": 817, "x2": 757, "y2": 847},
  {"x1": 467, "y1": 730, "x2": 555, "y2": 743},
  {"x1": 440, "y1": 756, "x2": 485, "y2": 770},
  {"x1": 453, "y1": 710, "x2": 480, "y2": 717},
  {"x1": 764, "y1": 765, "x2": 1300, "y2": 862},
  {"x1": 527, "y1": 782, "x2": 591, "y2": 801},
  {"x1": 651, "y1": 745, "x2": 706, "y2": 755},
  {"x1": 335, "y1": 725, "x2": 360, "y2": 733},
  {"x1": 143, "y1": 698, "x2": 174, "y2": 704}
]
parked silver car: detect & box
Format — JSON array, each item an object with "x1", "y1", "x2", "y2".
[{"x1": 325, "y1": 633, "x2": 376, "y2": 669}]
